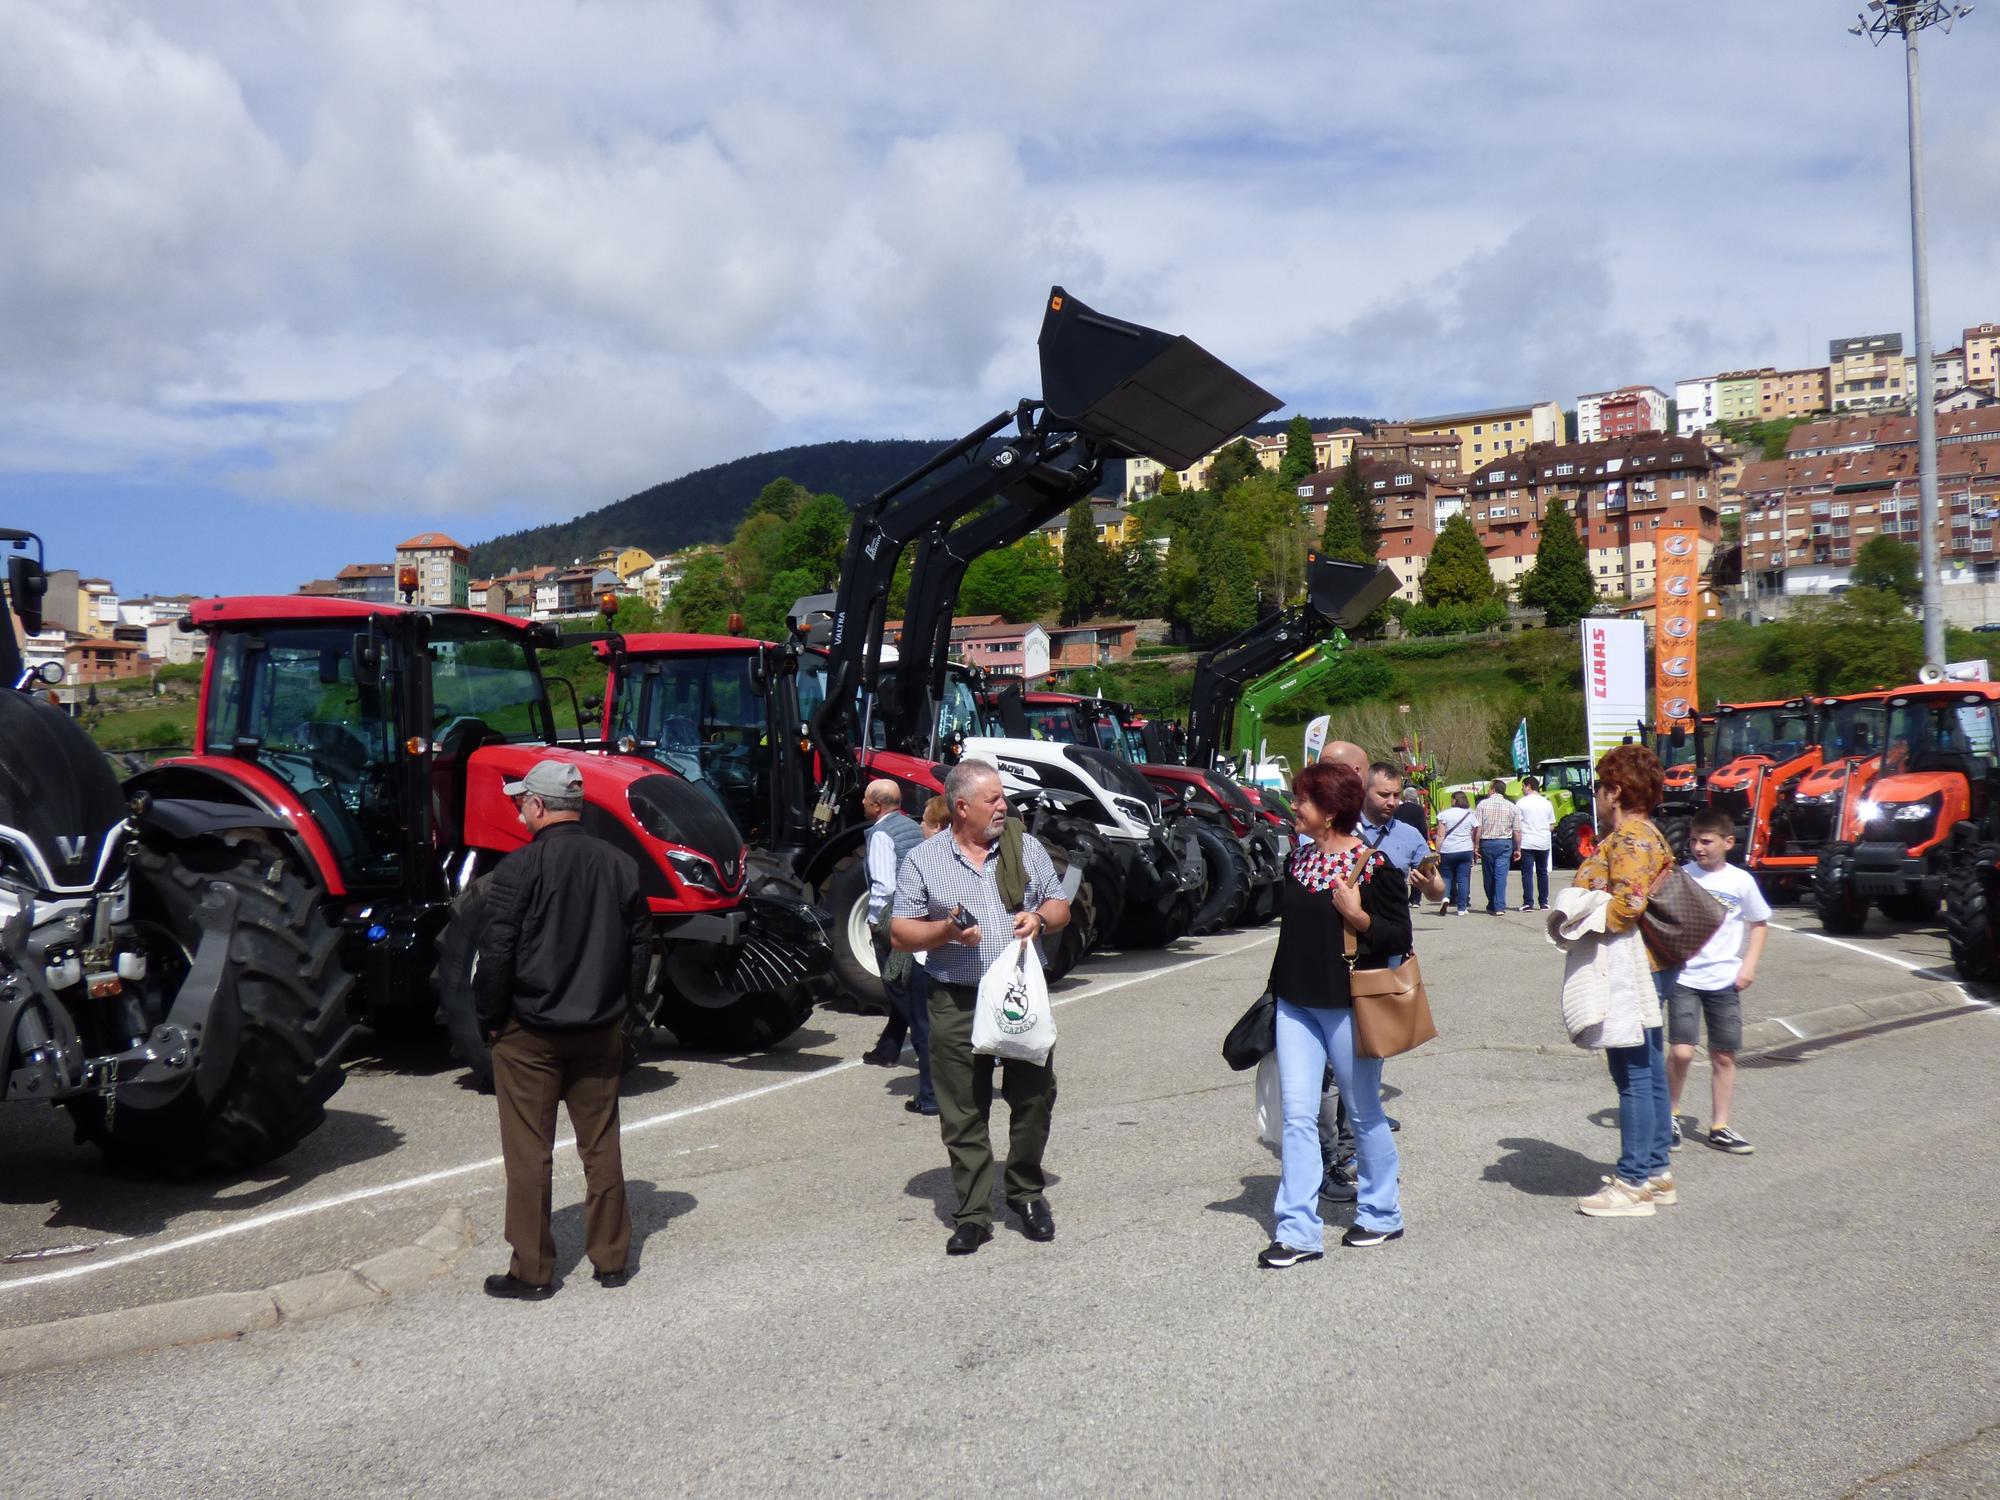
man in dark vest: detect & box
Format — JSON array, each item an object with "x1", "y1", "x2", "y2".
[
  {"x1": 475, "y1": 758, "x2": 649, "y2": 1300},
  {"x1": 860, "y1": 780, "x2": 935, "y2": 1114}
]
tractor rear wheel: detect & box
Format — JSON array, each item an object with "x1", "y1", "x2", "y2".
[
  {"x1": 1188, "y1": 822, "x2": 1250, "y2": 935},
  {"x1": 71, "y1": 834, "x2": 357, "y2": 1173},
  {"x1": 821, "y1": 855, "x2": 889, "y2": 1014},
  {"x1": 1945, "y1": 841, "x2": 2000, "y2": 981},
  {"x1": 1813, "y1": 848, "x2": 1869, "y2": 935},
  {"x1": 1552, "y1": 812, "x2": 1596, "y2": 869}
]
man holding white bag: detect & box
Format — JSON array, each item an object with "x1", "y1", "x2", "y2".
[{"x1": 892, "y1": 759, "x2": 1071, "y2": 1256}]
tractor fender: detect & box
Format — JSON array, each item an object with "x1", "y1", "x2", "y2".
[{"x1": 125, "y1": 760, "x2": 345, "y2": 898}]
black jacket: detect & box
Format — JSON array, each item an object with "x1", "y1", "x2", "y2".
[{"x1": 472, "y1": 821, "x2": 651, "y2": 1033}]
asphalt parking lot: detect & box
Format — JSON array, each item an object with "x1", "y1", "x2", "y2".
[{"x1": 0, "y1": 897, "x2": 1994, "y2": 1498}]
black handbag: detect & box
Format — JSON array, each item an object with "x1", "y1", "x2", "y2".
[{"x1": 1222, "y1": 991, "x2": 1276, "y2": 1071}]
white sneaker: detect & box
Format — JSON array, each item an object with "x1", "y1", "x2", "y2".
[
  {"x1": 1577, "y1": 1176, "x2": 1656, "y2": 1217},
  {"x1": 1646, "y1": 1172, "x2": 1677, "y2": 1206}
]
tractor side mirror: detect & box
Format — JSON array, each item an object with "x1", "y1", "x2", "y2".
[
  {"x1": 350, "y1": 633, "x2": 382, "y2": 687},
  {"x1": 1670, "y1": 725, "x2": 1687, "y2": 748},
  {"x1": 7, "y1": 553, "x2": 45, "y2": 634},
  {"x1": 582, "y1": 693, "x2": 602, "y2": 713}
]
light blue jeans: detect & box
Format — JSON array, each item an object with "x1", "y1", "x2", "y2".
[
  {"x1": 1439, "y1": 850, "x2": 1473, "y2": 912},
  {"x1": 1274, "y1": 997, "x2": 1401, "y2": 1250}
]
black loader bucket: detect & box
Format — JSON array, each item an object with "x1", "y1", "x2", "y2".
[
  {"x1": 1303, "y1": 551, "x2": 1400, "y2": 630},
  {"x1": 1038, "y1": 287, "x2": 1281, "y2": 469}
]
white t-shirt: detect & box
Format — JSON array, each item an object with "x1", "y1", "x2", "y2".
[
  {"x1": 1515, "y1": 793, "x2": 1556, "y2": 852},
  {"x1": 1678, "y1": 862, "x2": 1772, "y2": 992},
  {"x1": 1436, "y1": 805, "x2": 1478, "y2": 855}
]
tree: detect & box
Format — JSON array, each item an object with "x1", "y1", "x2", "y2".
[
  {"x1": 1060, "y1": 502, "x2": 1118, "y2": 625},
  {"x1": 666, "y1": 552, "x2": 738, "y2": 634},
  {"x1": 747, "y1": 477, "x2": 811, "y2": 523},
  {"x1": 781, "y1": 492, "x2": 851, "y2": 591},
  {"x1": 1320, "y1": 480, "x2": 1368, "y2": 564},
  {"x1": 1420, "y1": 514, "x2": 1498, "y2": 607},
  {"x1": 726, "y1": 510, "x2": 788, "y2": 596},
  {"x1": 1157, "y1": 468, "x2": 1182, "y2": 496},
  {"x1": 1207, "y1": 438, "x2": 1259, "y2": 495},
  {"x1": 1516, "y1": 498, "x2": 1596, "y2": 626},
  {"x1": 1851, "y1": 535, "x2": 1920, "y2": 606},
  {"x1": 1120, "y1": 537, "x2": 1169, "y2": 619},
  {"x1": 961, "y1": 537, "x2": 1063, "y2": 620},
  {"x1": 1192, "y1": 529, "x2": 1261, "y2": 643},
  {"x1": 1279, "y1": 415, "x2": 1317, "y2": 486},
  {"x1": 1162, "y1": 533, "x2": 1202, "y2": 641}
]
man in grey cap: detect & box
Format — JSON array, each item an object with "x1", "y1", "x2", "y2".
[{"x1": 474, "y1": 756, "x2": 650, "y2": 1299}]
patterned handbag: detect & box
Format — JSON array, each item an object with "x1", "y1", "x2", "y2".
[{"x1": 1637, "y1": 865, "x2": 1726, "y2": 967}]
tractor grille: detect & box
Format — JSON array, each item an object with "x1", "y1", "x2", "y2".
[
  {"x1": 1785, "y1": 800, "x2": 1837, "y2": 854},
  {"x1": 723, "y1": 893, "x2": 832, "y2": 995},
  {"x1": 1708, "y1": 787, "x2": 1750, "y2": 824}
]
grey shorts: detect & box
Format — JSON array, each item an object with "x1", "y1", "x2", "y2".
[{"x1": 1669, "y1": 985, "x2": 1743, "y2": 1053}]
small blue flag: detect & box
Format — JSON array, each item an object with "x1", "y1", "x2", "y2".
[{"x1": 1511, "y1": 718, "x2": 1530, "y2": 776}]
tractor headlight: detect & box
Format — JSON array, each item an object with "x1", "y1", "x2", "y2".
[
  {"x1": 1890, "y1": 801, "x2": 1935, "y2": 821},
  {"x1": 664, "y1": 848, "x2": 725, "y2": 894},
  {"x1": 1792, "y1": 793, "x2": 1827, "y2": 805},
  {"x1": 1853, "y1": 799, "x2": 1882, "y2": 824},
  {"x1": 1112, "y1": 795, "x2": 1156, "y2": 826}
]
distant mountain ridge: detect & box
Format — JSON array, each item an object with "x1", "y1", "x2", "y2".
[{"x1": 467, "y1": 418, "x2": 1382, "y2": 575}]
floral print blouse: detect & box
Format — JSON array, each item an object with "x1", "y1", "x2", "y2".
[{"x1": 1572, "y1": 817, "x2": 1674, "y2": 945}]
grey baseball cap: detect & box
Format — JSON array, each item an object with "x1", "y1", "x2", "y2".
[{"x1": 502, "y1": 759, "x2": 584, "y2": 799}]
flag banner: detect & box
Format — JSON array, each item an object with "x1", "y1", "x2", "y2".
[
  {"x1": 1582, "y1": 617, "x2": 1647, "y2": 767},
  {"x1": 1655, "y1": 528, "x2": 1701, "y2": 732},
  {"x1": 1511, "y1": 718, "x2": 1530, "y2": 774},
  {"x1": 1302, "y1": 715, "x2": 1330, "y2": 764}
]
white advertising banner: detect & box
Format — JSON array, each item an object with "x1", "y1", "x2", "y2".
[
  {"x1": 1302, "y1": 714, "x2": 1330, "y2": 765},
  {"x1": 1580, "y1": 618, "x2": 1648, "y2": 767}
]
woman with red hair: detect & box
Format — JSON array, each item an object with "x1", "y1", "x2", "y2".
[
  {"x1": 1570, "y1": 743, "x2": 1677, "y2": 1218},
  {"x1": 1257, "y1": 760, "x2": 1412, "y2": 1269}
]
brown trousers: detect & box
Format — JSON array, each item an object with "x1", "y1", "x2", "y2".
[{"x1": 492, "y1": 1021, "x2": 631, "y2": 1286}]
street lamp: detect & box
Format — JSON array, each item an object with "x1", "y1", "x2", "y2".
[{"x1": 1851, "y1": 0, "x2": 1973, "y2": 670}]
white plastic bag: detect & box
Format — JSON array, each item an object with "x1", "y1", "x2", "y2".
[
  {"x1": 971, "y1": 938, "x2": 1056, "y2": 1066},
  {"x1": 1255, "y1": 1052, "x2": 1284, "y2": 1147}
]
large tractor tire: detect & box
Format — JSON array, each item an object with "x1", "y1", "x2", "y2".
[
  {"x1": 438, "y1": 880, "x2": 650, "y2": 1090},
  {"x1": 653, "y1": 891, "x2": 825, "y2": 1053},
  {"x1": 1813, "y1": 848, "x2": 1869, "y2": 935},
  {"x1": 1552, "y1": 812, "x2": 1597, "y2": 869},
  {"x1": 71, "y1": 834, "x2": 357, "y2": 1174},
  {"x1": 1657, "y1": 815, "x2": 1691, "y2": 866},
  {"x1": 1188, "y1": 822, "x2": 1251, "y2": 935},
  {"x1": 821, "y1": 855, "x2": 889, "y2": 1014},
  {"x1": 1879, "y1": 889, "x2": 1939, "y2": 923},
  {"x1": 1944, "y1": 840, "x2": 2000, "y2": 981}
]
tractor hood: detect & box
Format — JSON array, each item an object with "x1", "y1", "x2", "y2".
[{"x1": 0, "y1": 690, "x2": 129, "y2": 893}]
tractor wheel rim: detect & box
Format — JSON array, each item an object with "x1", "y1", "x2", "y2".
[{"x1": 844, "y1": 890, "x2": 880, "y2": 980}]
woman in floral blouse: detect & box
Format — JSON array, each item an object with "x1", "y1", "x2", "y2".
[{"x1": 1571, "y1": 743, "x2": 1678, "y2": 1216}]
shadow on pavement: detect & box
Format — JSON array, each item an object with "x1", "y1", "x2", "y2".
[
  {"x1": 1482, "y1": 1137, "x2": 1610, "y2": 1197},
  {"x1": 618, "y1": 1065, "x2": 681, "y2": 1099},
  {"x1": 1205, "y1": 1172, "x2": 1278, "y2": 1228},
  {"x1": 551, "y1": 1179, "x2": 696, "y2": 1280},
  {"x1": 652, "y1": 1028, "x2": 847, "y2": 1075},
  {"x1": 902, "y1": 1166, "x2": 1063, "y2": 1228}
]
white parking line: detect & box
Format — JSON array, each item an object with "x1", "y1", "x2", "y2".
[
  {"x1": 1765, "y1": 922, "x2": 1932, "y2": 974},
  {"x1": 0, "y1": 933, "x2": 1277, "y2": 1294}
]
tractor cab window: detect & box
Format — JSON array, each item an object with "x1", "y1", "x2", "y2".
[
  {"x1": 1882, "y1": 698, "x2": 1998, "y2": 777},
  {"x1": 426, "y1": 620, "x2": 553, "y2": 746},
  {"x1": 626, "y1": 653, "x2": 767, "y2": 840},
  {"x1": 1023, "y1": 703, "x2": 1080, "y2": 744},
  {"x1": 937, "y1": 675, "x2": 981, "y2": 746},
  {"x1": 202, "y1": 625, "x2": 402, "y2": 887},
  {"x1": 1538, "y1": 761, "x2": 1593, "y2": 793},
  {"x1": 1122, "y1": 725, "x2": 1150, "y2": 763},
  {"x1": 1715, "y1": 707, "x2": 1812, "y2": 762},
  {"x1": 1818, "y1": 702, "x2": 1886, "y2": 760}
]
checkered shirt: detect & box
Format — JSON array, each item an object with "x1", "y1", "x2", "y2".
[{"x1": 893, "y1": 828, "x2": 1058, "y2": 987}]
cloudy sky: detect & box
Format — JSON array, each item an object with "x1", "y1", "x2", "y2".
[{"x1": 6, "y1": 0, "x2": 1996, "y2": 596}]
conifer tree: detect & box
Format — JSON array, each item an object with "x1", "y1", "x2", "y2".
[
  {"x1": 1420, "y1": 514, "x2": 1498, "y2": 607},
  {"x1": 1516, "y1": 499, "x2": 1596, "y2": 625},
  {"x1": 1279, "y1": 415, "x2": 1317, "y2": 486}
]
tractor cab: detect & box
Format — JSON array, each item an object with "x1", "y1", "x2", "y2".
[
  {"x1": 1789, "y1": 693, "x2": 1889, "y2": 862},
  {"x1": 1702, "y1": 698, "x2": 1822, "y2": 876},
  {"x1": 1658, "y1": 714, "x2": 1713, "y2": 796}
]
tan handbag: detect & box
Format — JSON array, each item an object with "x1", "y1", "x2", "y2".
[{"x1": 1343, "y1": 925, "x2": 1438, "y2": 1059}]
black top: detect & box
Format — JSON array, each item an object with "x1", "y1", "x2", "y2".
[
  {"x1": 1392, "y1": 802, "x2": 1430, "y2": 837},
  {"x1": 1266, "y1": 841, "x2": 1412, "y2": 1009},
  {"x1": 473, "y1": 821, "x2": 652, "y2": 1032}
]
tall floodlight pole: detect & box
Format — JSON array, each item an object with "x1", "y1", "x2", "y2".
[{"x1": 1852, "y1": 1, "x2": 1972, "y2": 671}]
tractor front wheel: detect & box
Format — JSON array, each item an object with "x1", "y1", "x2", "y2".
[
  {"x1": 1945, "y1": 841, "x2": 2000, "y2": 981},
  {"x1": 1813, "y1": 848, "x2": 1869, "y2": 935}
]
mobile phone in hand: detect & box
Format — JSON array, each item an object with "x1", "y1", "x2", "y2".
[{"x1": 949, "y1": 903, "x2": 977, "y2": 930}]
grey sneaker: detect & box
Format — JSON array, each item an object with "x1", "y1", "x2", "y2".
[
  {"x1": 1670, "y1": 1118, "x2": 1684, "y2": 1151},
  {"x1": 1707, "y1": 1125, "x2": 1755, "y2": 1155}
]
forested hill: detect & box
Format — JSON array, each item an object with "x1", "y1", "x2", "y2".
[{"x1": 466, "y1": 416, "x2": 1383, "y2": 575}]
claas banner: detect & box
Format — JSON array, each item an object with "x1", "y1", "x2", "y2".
[{"x1": 1654, "y1": 528, "x2": 1700, "y2": 733}]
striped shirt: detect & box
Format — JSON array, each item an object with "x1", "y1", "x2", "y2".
[{"x1": 893, "y1": 828, "x2": 1059, "y2": 987}]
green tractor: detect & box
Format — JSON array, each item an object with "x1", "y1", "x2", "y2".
[{"x1": 1425, "y1": 755, "x2": 1596, "y2": 868}]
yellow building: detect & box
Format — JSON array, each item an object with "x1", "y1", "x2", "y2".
[
  {"x1": 1037, "y1": 506, "x2": 1142, "y2": 554},
  {"x1": 1177, "y1": 428, "x2": 1361, "y2": 490},
  {"x1": 1402, "y1": 401, "x2": 1563, "y2": 473},
  {"x1": 590, "y1": 545, "x2": 656, "y2": 583}
]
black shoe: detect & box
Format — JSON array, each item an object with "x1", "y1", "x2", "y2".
[
  {"x1": 592, "y1": 1267, "x2": 630, "y2": 1288},
  {"x1": 1318, "y1": 1159, "x2": 1358, "y2": 1203},
  {"x1": 484, "y1": 1273, "x2": 554, "y2": 1301},
  {"x1": 945, "y1": 1223, "x2": 994, "y2": 1256},
  {"x1": 1257, "y1": 1241, "x2": 1324, "y2": 1269},
  {"x1": 1014, "y1": 1199, "x2": 1055, "y2": 1242},
  {"x1": 1385, "y1": 1114, "x2": 1402, "y2": 1133},
  {"x1": 904, "y1": 1099, "x2": 939, "y2": 1116},
  {"x1": 1341, "y1": 1224, "x2": 1404, "y2": 1249},
  {"x1": 862, "y1": 1045, "x2": 900, "y2": 1067}
]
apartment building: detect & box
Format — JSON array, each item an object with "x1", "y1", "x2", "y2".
[
  {"x1": 1715, "y1": 371, "x2": 1763, "y2": 424},
  {"x1": 1966, "y1": 324, "x2": 2000, "y2": 395},
  {"x1": 1175, "y1": 427, "x2": 1362, "y2": 491},
  {"x1": 1757, "y1": 366, "x2": 1829, "y2": 421},
  {"x1": 334, "y1": 563, "x2": 396, "y2": 603},
  {"x1": 1829, "y1": 333, "x2": 1910, "y2": 412},
  {"x1": 1675, "y1": 376, "x2": 1719, "y2": 436},
  {"x1": 1577, "y1": 386, "x2": 1669, "y2": 443},
  {"x1": 1402, "y1": 400, "x2": 1563, "y2": 473},
  {"x1": 1464, "y1": 435, "x2": 1720, "y2": 600},
  {"x1": 1933, "y1": 347, "x2": 1967, "y2": 396},
  {"x1": 1354, "y1": 425, "x2": 1461, "y2": 478},
  {"x1": 1295, "y1": 459, "x2": 1442, "y2": 603},
  {"x1": 394, "y1": 533, "x2": 471, "y2": 607}
]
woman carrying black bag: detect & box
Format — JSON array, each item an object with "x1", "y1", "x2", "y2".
[{"x1": 1258, "y1": 760, "x2": 1411, "y2": 1269}]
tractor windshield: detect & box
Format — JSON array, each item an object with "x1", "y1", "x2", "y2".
[
  {"x1": 619, "y1": 652, "x2": 767, "y2": 840},
  {"x1": 202, "y1": 624, "x2": 404, "y2": 887},
  {"x1": 1880, "y1": 696, "x2": 1999, "y2": 778},
  {"x1": 937, "y1": 674, "x2": 982, "y2": 747},
  {"x1": 1657, "y1": 733, "x2": 1698, "y2": 770},
  {"x1": 1714, "y1": 706, "x2": 1812, "y2": 763},
  {"x1": 1818, "y1": 701, "x2": 1887, "y2": 761},
  {"x1": 1022, "y1": 701, "x2": 1085, "y2": 744},
  {"x1": 426, "y1": 617, "x2": 554, "y2": 744},
  {"x1": 1537, "y1": 760, "x2": 1593, "y2": 795}
]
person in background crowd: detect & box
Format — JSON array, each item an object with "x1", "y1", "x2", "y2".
[
  {"x1": 1258, "y1": 760, "x2": 1410, "y2": 1268},
  {"x1": 860, "y1": 780, "x2": 936, "y2": 1117},
  {"x1": 1570, "y1": 743, "x2": 1678, "y2": 1218},
  {"x1": 475, "y1": 758, "x2": 648, "y2": 1299},
  {"x1": 1434, "y1": 790, "x2": 1477, "y2": 916},
  {"x1": 1514, "y1": 774, "x2": 1555, "y2": 912},
  {"x1": 892, "y1": 760, "x2": 1071, "y2": 1256},
  {"x1": 1475, "y1": 779, "x2": 1521, "y2": 916}
]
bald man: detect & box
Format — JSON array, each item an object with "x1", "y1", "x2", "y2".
[
  {"x1": 1319, "y1": 739, "x2": 1369, "y2": 773},
  {"x1": 859, "y1": 781, "x2": 935, "y2": 1113}
]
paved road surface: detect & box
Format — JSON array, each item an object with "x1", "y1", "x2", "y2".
[{"x1": 1, "y1": 902, "x2": 1994, "y2": 1498}]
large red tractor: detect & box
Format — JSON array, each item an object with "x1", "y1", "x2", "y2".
[{"x1": 131, "y1": 596, "x2": 829, "y2": 1087}]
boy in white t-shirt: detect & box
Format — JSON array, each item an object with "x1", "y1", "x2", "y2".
[{"x1": 1668, "y1": 809, "x2": 1770, "y2": 1156}]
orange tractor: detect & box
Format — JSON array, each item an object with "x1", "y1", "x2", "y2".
[
  {"x1": 1818, "y1": 682, "x2": 1999, "y2": 934},
  {"x1": 1671, "y1": 697, "x2": 1821, "y2": 893}
]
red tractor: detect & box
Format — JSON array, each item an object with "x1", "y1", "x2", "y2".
[{"x1": 131, "y1": 596, "x2": 829, "y2": 1087}]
